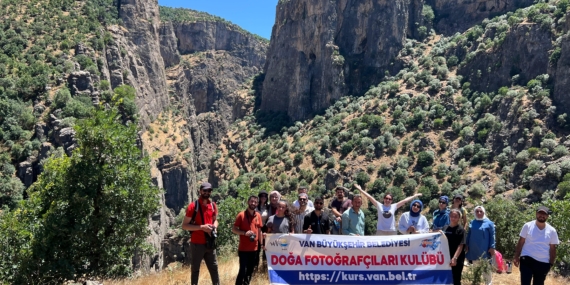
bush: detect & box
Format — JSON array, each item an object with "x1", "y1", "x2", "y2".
[
  {"x1": 468, "y1": 182, "x2": 486, "y2": 197},
  {"x1": 546, "y1": 164, "x2": 562, "y2": 180},
  {"x1": 370, "y1": 179, "x2": 387, "y2": 195},
  {"x1": 558, "y1": 181, "x2": 570, "y2": 198},
  {"x1": 403, "y1": 179, "x2": 418, "y2": 196},
  {"x1": 356, "y1": 171, "x2": 371, "y2": 186},
  {"x1": 417, "y1": 151, "x2": 435, "y2": 168}
]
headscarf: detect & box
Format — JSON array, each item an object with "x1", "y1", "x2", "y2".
[
  {"x1": 409, "y1": 200, "x2": 423, "y2": 217},
  {"x1": 439, "y1": 196, "x2": 449, "y2": 205},
  {"x1": 473, "y1": 205, "x2": 488, "y2": 221}
]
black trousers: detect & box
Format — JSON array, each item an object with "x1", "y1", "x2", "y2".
[
  {"x1": 236, "y1": 251, "x2": 258, "y2": 285},
  {"x1": 520, "y1": 256, "x2": 551, "y2": 285},
  {"x1": 451, "y1": 255, "x2": 465, "y2": 285}
]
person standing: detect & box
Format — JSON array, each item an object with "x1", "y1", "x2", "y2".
[
  {"x1": 432, "y1": 196, "x2": 450, "y2": 231},
  {"x1": 451, "y1": 194, "x2": 468, "y2": 230},
  {"x1": 303, "y1": 196, "x2": 331, "y2": 234},
  {"x1": 443, "y1": 209, "x2": 467, "y2": 285},
  {"x1": 293, "y1": 186, "x2": 314, "y2": 208},
  {"x1": 398, "y1": 200, "x2": 429, "y2": 234},
  {"x1": 465, "y1": 206, "x2": 495, "y2": 285},
  {"x1": 513, "y1": 206, "x2": 559, "y2": 285},
  {"x1": 266, "y1": 201, "x2": 294, "y2": 233},
  {"x1": 329, "y1": 186, "x2": 352, "y2": 234},
  {"x1": 293, "y1": 193, "x2": 314, "y2": 234},
  {"x1": 232, "y1": 195, "x2": 263, "y2": 285},
  {"x1": 358, "y1": 184, "x2": 422, "y2": 235},
  {"x1": 341, "y1": 194, "x2": 365, "y2": 236},
  {"x1": 181, "y1": 182, "x2": 220, "y2": 285},
  {"x1": 268, "y1": 191, "x2": 281, "y2": 217},
  {"x1": 255, "y1": 190, "x2": 269, "y2": 267}
]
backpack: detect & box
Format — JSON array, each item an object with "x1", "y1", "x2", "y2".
[{"x1": 189, "y1": 200, "x2": 217, "y2": 247}]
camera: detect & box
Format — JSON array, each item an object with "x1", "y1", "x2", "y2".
[
  {"x1": 249, "y1": 233, "x2": 256, "y2": 242},
  {"x1": 211, "y1": 227, "x2": 217, "y2": 238}
]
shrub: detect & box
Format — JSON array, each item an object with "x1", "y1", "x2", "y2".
[
  {"x1": 417, "y1": 151, "x2": 435, "y2": 168},
  {"x1": 553, "y1": 145, "x2": 569, "y2": 158},
  {"x1": 403, "y1": 179, "x2": 418, "y2": 196},
  {"x1": 468, "y1": 182, "x2": 486, "y2": 197},
  {"x1": 511, "y1": 189, "x2": 528, "y2": 201},
  {"x1": 339, "y1": 159, "x2": 348, "y2": 169},
  {"x1": 558, "y1": 181, "x2": 570, "y2": 198},
  {"x1": 356, "y1": 171, "x2": 371, "y2": 186},
  {"x1": 515, "y1": 150, "x2": 530, "y2": 163},
  {"x1": 523, "y1": 160, "x2": 543, "y2": 178},
  {"x1": 370, "y1": 179, "x2": 387, "y2": 194},
  {"x1": 541, "y1": 139, "x2": 557, "y2": 152},
  {"x1": 546, "y1": 164, "x2": 562, "y2": 180}
]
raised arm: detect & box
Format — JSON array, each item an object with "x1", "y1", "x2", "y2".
[
  {"x1": 396, "y1": 193, "x2": 423, "y2": 208},
  {"x1": 355, "y1": 184, "x2": 379, "y2": 207}
]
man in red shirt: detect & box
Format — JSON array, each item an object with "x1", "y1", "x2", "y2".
[
  {"x1": 182, "y1": 182, "x2": 220, "y2": 285},
  {"x1": 232, "y1": 195, "x2": 263, "y2": 285}
]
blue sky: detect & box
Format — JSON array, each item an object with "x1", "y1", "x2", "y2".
[{"x1": 158, "y1": 0, "x2": 278, "y2": 39}]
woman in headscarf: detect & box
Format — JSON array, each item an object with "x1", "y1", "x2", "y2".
[
  {"x1": 398, "y1": 200, "x2": 429, "y2": 234},
  {"x1": 443, "y1": 209, "x2": 466, "y2": 285},
  {"x1": 465, "y1": 205, "x2": 496, "y2": 285},
  {"x1": 431, "y1": 195, "x2": 450, "y2": 231}
]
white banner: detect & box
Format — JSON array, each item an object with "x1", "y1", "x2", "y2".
[{"x1": 265, "y1": 233, "x2": 452, "y2": 284}]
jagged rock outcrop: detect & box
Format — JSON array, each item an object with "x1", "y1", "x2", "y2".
[
  {"x1": 457, "y1": 23, "x2": 552, "y2": 92},
  {"x1": 553, "y1": 35, "x2": 570, "y2": 113},
  {"x1": 261, "y1": 0, "x2": 424, "y2": 121},
  {"x1": 106, "y1": 0, "x2": 169, "y2": 127},
  {"x1": 159, "y1": 22, "x2": 181, "y2": 67},
  {"x1": 426, "y1": 0, "x2": 534, "y2": 35}
]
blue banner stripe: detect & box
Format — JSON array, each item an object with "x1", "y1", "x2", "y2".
[{"x1": 269, "y1": 269, "x2": 453, "y2": 284}]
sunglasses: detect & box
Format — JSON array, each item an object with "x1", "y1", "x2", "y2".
[
  {"x1": 384, "y1": 197, "x2": 393, "y2": 201},
  {"x1": 202, "y1": 189, "x2": 213, "y2": 193},
  {"x1": 412, "y1": 204, "x2": 421, "y2": 208},
  {"x1": 439, "y1": 201, "x2": 447, "y2": 204},
  {"x1": 299, "y1": 198, "x2": 307, "y2": 201}
]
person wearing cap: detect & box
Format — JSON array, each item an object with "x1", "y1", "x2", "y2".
[
  {"x1": 513, "y1": 206, "x2": 559, "y2": 285},
  {"x1": 398, "y1": 200, "x2": 429, "y2": 234},
  {"x1": 293, "y1": 193, "x2": 314, "y2": 234},
  {"x1": 465, "y1": 205, "x2": 495, "y2": 285},
  {"x1": 182, "y1": 182, "x2": 220, "y2": 285},
  {"x1": 303, "y1": 196, "x2": 331, "y2": 234},
  {"x1": 431, "y1": 196, "x2": 450, "y2": 231},
  {"x1": 451, "y1": 194, "x2": 468, "y2": 230},
  {"x1": 293, "y1": 186, "x2": 314, "y2": 208},
  {"x1": 329, "y1": 186, "x2": 352, "y2": 235}
]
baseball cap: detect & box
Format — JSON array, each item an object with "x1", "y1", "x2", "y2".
[
  {"x1": 454, "y1": 194, "x2": 463, "y2": 200},
  {"x1": 536, "y1": 206, "x2": 551, "y2": 214},
  {"x1": 200, "y1": 182, "x2": 213, "y2": 190}
]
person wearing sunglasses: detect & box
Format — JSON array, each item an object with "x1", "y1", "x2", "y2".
[
  {"x1": 431, "y1": 196, "x2": 450, "y2": 231},
  {"x1": 293, "y1": 193, "x2": 314, "y2": 234},
  {"x1": 303, "y1": 197, "x2": 331, "y2": 234},
  {"x1": 357, "y1": 184, "x2": 422, "y2": 235},
  {"x1": 398, "y1": 200, "x2": 429, "y2": 234},
  {"x1": 181, "y1": 182, "x2": 220, "y2": 285}
]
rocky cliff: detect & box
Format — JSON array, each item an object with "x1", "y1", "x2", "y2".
[
  {"x1": 426, "y1": 0, "x2": 534, "y2": 35},
  {"x1": 260, "y1": 0, "x2": 425, "y2": 121}
]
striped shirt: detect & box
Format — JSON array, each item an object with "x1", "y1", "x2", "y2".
[{"x1": 293, "y1": 206, "x2": 314, "y2": 234}]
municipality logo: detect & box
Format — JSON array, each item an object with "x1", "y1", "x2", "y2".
[
  {"x1": 419, "y1": 234, "x2": 442, "y2": 251},
  {"x1": 269, "y1": 235, "x2": 291, "y2": 250}
]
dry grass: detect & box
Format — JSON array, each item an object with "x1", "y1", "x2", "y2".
[{"x1": 106, "y1": 256, "x2": 567, "y2": 285}]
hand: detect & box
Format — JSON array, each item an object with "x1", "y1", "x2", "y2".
[
  {"x1": 464, "y1": 246, "x2": 469, "y2": 253},
  {"x1": 408, "y1": 226, "x2": 416, "y2": 233},
  {"x1": 201, "y1": 224, "x2": 214, "y2": 233},
  {"x1": 335, "y1": 216, "x2": 342, "y2": 222},
  {"x1": 354, "y1": 184, "x2": 362, "y2": 191},
  {"x1": 450, "y1": 259, "x2": 457, "y2": 267},
  {"x1": 513, "y1": 256, "x2": 520, "y2": 267},
  {"x1": 262, "y1": 233, "x2": 267, "y2": 238},
  {"x1": 305, "y1": 225, "x2": 313, "y2": 234},
  {"x1": 488, "y1": 248, "x2": 496, "y2": 256},
  {"x1": 415, "y1": 193, "x2": 423, "y2": 197},
  {"x1": 245, "y1": 230, "x2": 254, "y2": 237}
]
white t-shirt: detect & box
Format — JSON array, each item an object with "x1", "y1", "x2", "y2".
[
  {"x1": 520, "y1": 221, "x2": 560, "y2": 263},
  {"x1": 376, "y1": 203, "x2": 397, "y2": 231},
  {"x1": 398, "y1": 212, "x2": 429, "y2": 234}
]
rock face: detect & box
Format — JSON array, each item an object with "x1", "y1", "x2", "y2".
[
  {"x1": 260, "y1": 0, "x2": 423, "y2": 121},
  {"x1": 110, "y1": 0, "x2": 169, "y2": 127},
  {"x1": 426, "y1": 0, "x2": 535, "y2": 35},
  {"x1": 553, "y1": 35, "x2": 570, "y2": 113},
  {"x1": 457, "y1": 23, "x2": 552, "y2": 92},
  {"x1": 159, "y1": 22, "x2": 181, "y2": 68}
]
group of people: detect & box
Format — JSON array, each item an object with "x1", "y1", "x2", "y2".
[{"x1": 183, "y1": 182, "x2": 559, "y2": 285}]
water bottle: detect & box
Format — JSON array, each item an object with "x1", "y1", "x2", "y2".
[{"x1": 506, "y1": 261, "x2": 512, "y2": 274}]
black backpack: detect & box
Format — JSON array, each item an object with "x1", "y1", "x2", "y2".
[{"x1": 189, "y1": 200, "x2": 217, "y2": 248}]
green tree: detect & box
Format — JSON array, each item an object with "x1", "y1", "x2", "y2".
[{"x1": 0, "y1": 109, "x2": 159, "y2": 283}]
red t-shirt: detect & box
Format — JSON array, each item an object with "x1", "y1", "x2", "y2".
[
  {"x1": 234, "y1": 210, "x2": 262, "y2": 251},
  {"x1": 185, "y1": 198, "x2": 217, "y2": 245}
]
